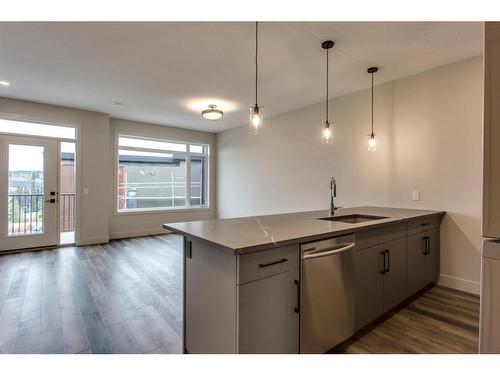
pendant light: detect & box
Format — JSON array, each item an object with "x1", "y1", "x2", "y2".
[
  {"x1": 250, "y1": 21, "x2": 263, "y2": 135},
  {"x1": 321, "y1": 40, "x2": 334, "y2": 143},
  {"x1": 367, "y1": 66, "x2": 378, "y2": 152}
]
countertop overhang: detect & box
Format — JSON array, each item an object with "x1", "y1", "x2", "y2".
[{"x1": 163, "y1": 206, "x2": 445, "y2": 254}]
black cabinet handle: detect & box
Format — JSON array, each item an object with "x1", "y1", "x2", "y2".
[
  {"x1": 258, "y1": 258, "x2": 288, "y2": 268},
  {"x1": 385, "y1": 250, "x2": 390, "y2": 272},
  {"x1": 294, "y1": 280, "x2": 300, "y2": 313},
  {"x1": 380, "y1": 251, "x2": 387, "y2": 274},
  {"x1": 185, "y1": 239, "x2": 192, "y2": 258},
  {"x1": 421, "y1": 236, "x2": 430, "y2": 255},
  {"x1": 420, "y1": 222, "x2": 430, "y2": 227}
]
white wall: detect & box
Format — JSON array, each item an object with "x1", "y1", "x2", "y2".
[
  {"x1": 0, "y1": 97, "x2": 110, "y2": 246},
  {"x1": 217, "y1": 56, "x2": 483, "y2": 293},
  {"x1": 108, "y1": 118, "x2": 216, "y2": 239},
  {"x1": 390, "y1": 58, "x2": 483, "y2": 293},
  {"x1": 0, "y1": 97, "x2": 216, "y2": 246}
]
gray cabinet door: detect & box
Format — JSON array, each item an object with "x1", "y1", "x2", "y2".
[
  {"x1": 353, "y1": 244, "x2": 385, "y2": 330},
  {"x1": 383, "y1": 237, "x2": 408, "y2": 312},
  {"x1": 238, "y1": 269, "x2": 299, "y2": 353},
  {"x1": 185, "y1": 239, "x2": 238, "y2": 353},
  {"x1": 425, "y1": 228, "x2": 440, "y2": 285},
  {"x1": 407, "y1": 233, "x2": 427, "y2": 295}
]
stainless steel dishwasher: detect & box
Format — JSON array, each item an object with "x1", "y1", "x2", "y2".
[{"x1": 300, "y1": 234, "x2": 355, "y2": 353}]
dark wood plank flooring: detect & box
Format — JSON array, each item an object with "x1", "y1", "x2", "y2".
[
  {"x1": 0, "y1": 234, "x2": 479, "y2": 354},
  {"x1": 0, "y1": 235, "x2": 183, "y2": 354},
  {"x1": 333, "y1": 286, "x2": 480, "y2": 354}
]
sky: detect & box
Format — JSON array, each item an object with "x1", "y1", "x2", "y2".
[{"x1": 8, "y1": 142, "x2": 75, "y2": 171}]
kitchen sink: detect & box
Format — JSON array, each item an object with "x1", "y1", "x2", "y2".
[{"x1": 318, "y1": 214, "x2": 389, "y2": 224}]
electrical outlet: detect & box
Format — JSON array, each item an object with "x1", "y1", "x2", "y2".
[{"x1": 412, "y1": 190, "x2": 420, "y2": 201}]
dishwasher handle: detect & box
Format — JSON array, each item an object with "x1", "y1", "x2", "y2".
[{"x1": 303, "y1": 243, "x2": 355, "y2": 260}]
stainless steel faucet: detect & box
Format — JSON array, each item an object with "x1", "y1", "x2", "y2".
[{"x1": 329, "y1": 177, "x2": 338, "y2": 216}]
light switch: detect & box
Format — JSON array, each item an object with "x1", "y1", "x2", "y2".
[
  {"x1": 412, "y1": 190, "x2": 420, "y2": 201},
  {"x1": 84, "y1": 187, "x2": 89, "y2": 195}
]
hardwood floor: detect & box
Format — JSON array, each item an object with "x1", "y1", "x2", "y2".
[
  {"x1": 0, "y1": 235, "x2": 183, "y2": 354},
  {"x1": 333, "y1": 286, "x2": 480, "y2": 354},
  {"x1": 0, "y1": 234, "x2": 480, "y2": 354}
]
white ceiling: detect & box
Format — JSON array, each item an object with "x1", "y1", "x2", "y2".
[{"x1": 0, "y1": 22, "x2": 482, "y2": 132}]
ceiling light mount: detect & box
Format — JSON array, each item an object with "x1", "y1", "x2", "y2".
[
  {"x1": 367, "y1": 66, "x2": 379, "y2": 74},
  {"x1": 321, "y1": 40, "x2": 334, "y2": 50},
  {"x1": 201, "y1": 104, "x2": 224, "y2": 121}
]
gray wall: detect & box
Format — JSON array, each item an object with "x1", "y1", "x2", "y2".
[{"x1": 216, "y1": 56, "x2": 483, "y2": 294}]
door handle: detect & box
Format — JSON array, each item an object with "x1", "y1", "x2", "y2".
[
  {"x1": 422, "y1": 236, "x2": 430, "y2": 255},
  {"x1": 44, "y1": 199, "x2": 56, "y2": 203},
  {"x1": 380, "y1": 251, "x2": 387, "y2": 274},
  {"x1": 303, "y1": 243, "x2": 355, "y2": 260},
  {"x1": 294, "y1": 279, "x2": 300, "y2": 314},
  {"x1": 385, "y1": 250, "x2": 390, "y2": 272},
  {"x1": 185, "y1": 239, "x2": 192, "y2": 258}
]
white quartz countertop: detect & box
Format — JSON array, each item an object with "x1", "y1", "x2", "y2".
[{"x1": 163, "y1": 206, "x2": 445, "y2": 254}]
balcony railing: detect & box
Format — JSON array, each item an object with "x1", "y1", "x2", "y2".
[
  {"x1": 60, "y1": 193, "x2": 75, "y2": 232},
  {"x1": 8, "y1": 194, "x2": 44, "y2": 236},
  {"x1": 7, "y1": 193, "x2": 75, "y2": 236}
]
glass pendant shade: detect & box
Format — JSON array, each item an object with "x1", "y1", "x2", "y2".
[
  {"x1": 322, "y1": 120, "x2": 333, "y2": 144},
  {"x1": 368, "y1": 132, "x2": 377, "y2": 152},
  {"x1": 250, "y1": 105, "x2": 263, "y2": 135}
]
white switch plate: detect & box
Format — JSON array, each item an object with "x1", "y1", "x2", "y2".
[
  {"x1": 84, "y1": 187, "x2": 89, "y2": 195},
  {"x1": 412, "y1": 190, "x2": 420, "y2": 201}
]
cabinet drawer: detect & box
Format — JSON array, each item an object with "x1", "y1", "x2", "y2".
[
  {"x1": 238, "y1": 245, "x2": 299, "y2": 285},
  {"x1": 355, "y1": 223, "x2": 407, "y2": 251},
  {"x1": 407, "y1": 215, "x2": 441, "y2": 236}
]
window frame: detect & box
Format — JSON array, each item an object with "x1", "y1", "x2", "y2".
[{"x1": 114, "y1": 132, "x2": 210, "y2": 215}]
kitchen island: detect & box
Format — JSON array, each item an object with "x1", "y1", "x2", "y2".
[{"x1": 163, "y1": 206, "x2": 445, "y2": 354}]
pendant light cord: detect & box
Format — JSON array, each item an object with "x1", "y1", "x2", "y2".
[
  {"x1": 371, "y1": 72, "x2": 374, "y2": 134},
  {"x1": 326, "y1": 47, "x2": 329, "y2": 122},
  {"x1": 255, "y1": 21, "x2": 259, "y2": 106}
]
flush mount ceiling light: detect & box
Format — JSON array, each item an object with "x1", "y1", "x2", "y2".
[
  {"x1": 201, "y1": 104, "x2": 224, "y2": 121},
  {"x1": 367, "y1": 66, "x2": 379, "y2": 152},
  {"x1": 0, "y1": 80, "x2": 10, "y2": 87},
  {"x1": 249, "y1": 21, "x2": 263, "y2": 135},
  {"x1": 321, "y1": 40, "x2": 334, "y2": 144}
]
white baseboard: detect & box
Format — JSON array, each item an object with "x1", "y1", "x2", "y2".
[
  {"x1": 109, "y1": 227, "x2": 172, "y2": 240},
  {"x1": 438, "y1": 274, "x2": 480, "y2": 295},
  {"x1": 76, "y1": 235, "x2": 109, "y2": 246}
]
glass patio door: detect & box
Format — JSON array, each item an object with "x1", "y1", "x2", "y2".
[{"x1": 0, "y1": 135, "x2": 59, "y2": 251}]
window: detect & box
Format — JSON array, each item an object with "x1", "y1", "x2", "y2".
[
  {"x1": 117, "y1": 134, "x2": 209, "y2": 212},
  {"x1": 0, "y1": 118, "x2": 76, "y2": 139}
]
